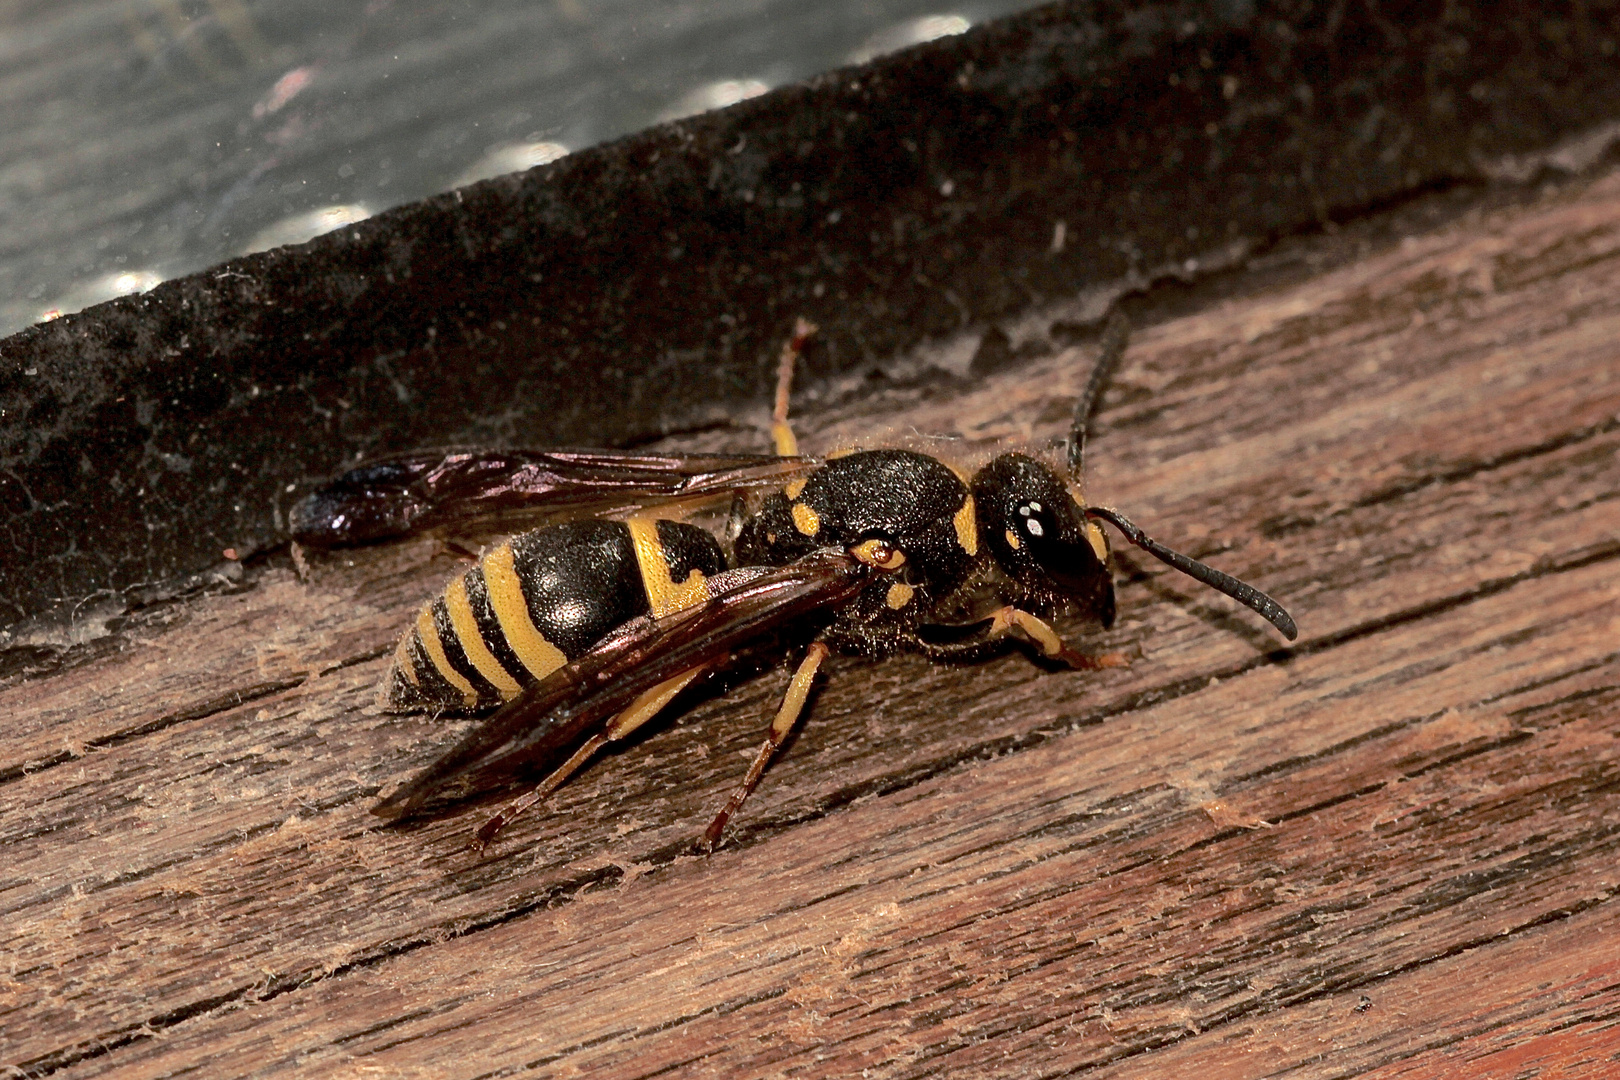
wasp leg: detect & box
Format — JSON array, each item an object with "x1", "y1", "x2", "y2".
[
  {"x1": 989, "y1": 607, "x2": 1129, "y2": 670},
  {"x1": 909, "y1": 609, "x2": 1128, "y2": 670},
  {"x1": 771, "y1": 317, "x2": 817, "y2": 457},
  {"x1": 473, "y1": 664, "x2": 709, "y2": 850},
  {"x1": 906, "y1": 633, "x2": 1016, "y2": 664},
  {"x1": 702, "y1": 640, "x2": 830, "y2": 851}
]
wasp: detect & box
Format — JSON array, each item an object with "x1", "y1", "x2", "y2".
[{"x1": 291, "y1": 315, "x2": 1296, "y2": 851}]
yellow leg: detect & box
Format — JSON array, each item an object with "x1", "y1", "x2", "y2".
[
  {"x1": 702, "y1": 641, "x2": 830, "y2": 850},
  {"x1": 987, "y1": 607, "x2": 1129, "y2": 671},
  {"x1": 473, "y1": 665, "x2": 707, "y2": 850},
  {"x1": 771, "y1": 318, "x2": 817, "y2": 457}
]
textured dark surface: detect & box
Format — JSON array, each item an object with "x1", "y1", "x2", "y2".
[{"x1": 4, "y1": 0, "x2": 1620, "y2": 636}]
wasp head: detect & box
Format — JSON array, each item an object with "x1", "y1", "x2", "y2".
[{"x1": 970, "y1": 453, "x2": 1116, "y2": 628}]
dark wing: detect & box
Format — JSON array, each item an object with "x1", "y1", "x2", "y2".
[
  {"x1": 371, "y1": 549, "x2": 871, "y2": 822},
  {"x1": 290, "y1": 448, "x2": 818, "y2": 547}
]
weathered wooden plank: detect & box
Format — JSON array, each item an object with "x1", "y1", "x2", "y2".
[
  {"x1": 1081, "y1": 896, "x2": 1620, "y2": 1079},
  {"x1": 38, "y1": 558, "x2": 1618, "y2": 1078},
  {"x1": 4, "y1": 170, "x2": 1619, "y2": 1076},
  {"x1": 3, "y1": 434, "x2": 1602, "y2": 1070}
]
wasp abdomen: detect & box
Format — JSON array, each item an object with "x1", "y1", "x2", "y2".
[{"x1": 387, "y1": 518, "x2": 726, "y2": 713}]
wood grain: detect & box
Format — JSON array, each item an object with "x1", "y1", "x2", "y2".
[{"x1": 4, "y1": 168, "x2": 1618, "y2": 1078}]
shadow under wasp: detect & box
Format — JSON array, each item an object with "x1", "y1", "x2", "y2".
[{"x1": 290, "y1": 313, "x2": 1297, "y2": 852}]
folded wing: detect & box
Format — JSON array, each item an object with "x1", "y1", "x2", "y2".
[{"x1": 291, "y1": 448, "x2": 819, "y2": 547}]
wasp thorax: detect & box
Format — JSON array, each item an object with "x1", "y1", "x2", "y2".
[
  {"x1": 736, "y1": 449, "x2": 976, "y2": 593},
  {"x1": 970, "y1": 453, "x2": 1116, "y2": 627}
]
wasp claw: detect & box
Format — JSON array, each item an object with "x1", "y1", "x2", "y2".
[
  {"x1": 700, "y1": 817, "x2": 728, "y2": 853},
  {"x1": 473, "y1": 817, "x2": 506, "y2": 851}
]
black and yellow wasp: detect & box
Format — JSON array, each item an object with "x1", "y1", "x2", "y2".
[{"x1": 291, "y1": 316, "x2": 1296, "y2": 850}]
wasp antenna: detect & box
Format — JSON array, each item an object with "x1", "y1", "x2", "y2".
[
  {"x1": 1067, "y1": 307, "x2": 1132, "y2": 483},
  {"x1": 1084, "y1": 506, "x2": 1298, "y2": 641}
]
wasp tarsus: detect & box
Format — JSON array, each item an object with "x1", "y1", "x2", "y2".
[{"x1": 301, "y1": 313, "x2": 1297, "y2": 850}]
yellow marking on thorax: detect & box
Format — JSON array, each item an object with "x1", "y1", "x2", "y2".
[
  {"x1": 954, "y1": 494, "x2": 978, "y2": 556},
  {"x1": 415, "y1": 605, "x2": 477, "y2": 709},
  {"x1": 885, "y1": 582, "x2": 915, "y2": 609},
  {"x1": 482, "y1": 542, "x2": 569, "y2": 679},
  {"x1": 784, "y1": 478, "x2": 807, "y2": 499},
  {"x1": 626, "y1": 518, "x2": 711, "y2": 618},
  {"x1": 1005, "y1": 528, "x2": 1022, "y2": 551},
  {"x1": 826, "y1": 446, "x2": 859, "y2": 459},
  {"x1": 445, "y1": 575, "x2": 521, "y2": 698},
  {"x1": 791, "y1": 502, "x2": 821, "y2": 536},
  {"x1": 393, "y1": 633, "x2": 421, "y2": 686}
]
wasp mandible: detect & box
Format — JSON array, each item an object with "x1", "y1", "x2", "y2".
[{"x1": 291, "y1": 315, "x2": 1296, "y2": 850}]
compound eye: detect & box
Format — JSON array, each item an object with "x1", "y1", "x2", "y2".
[{"x1": 850, "y1": 537, "x2": 907, "y2": 571}]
